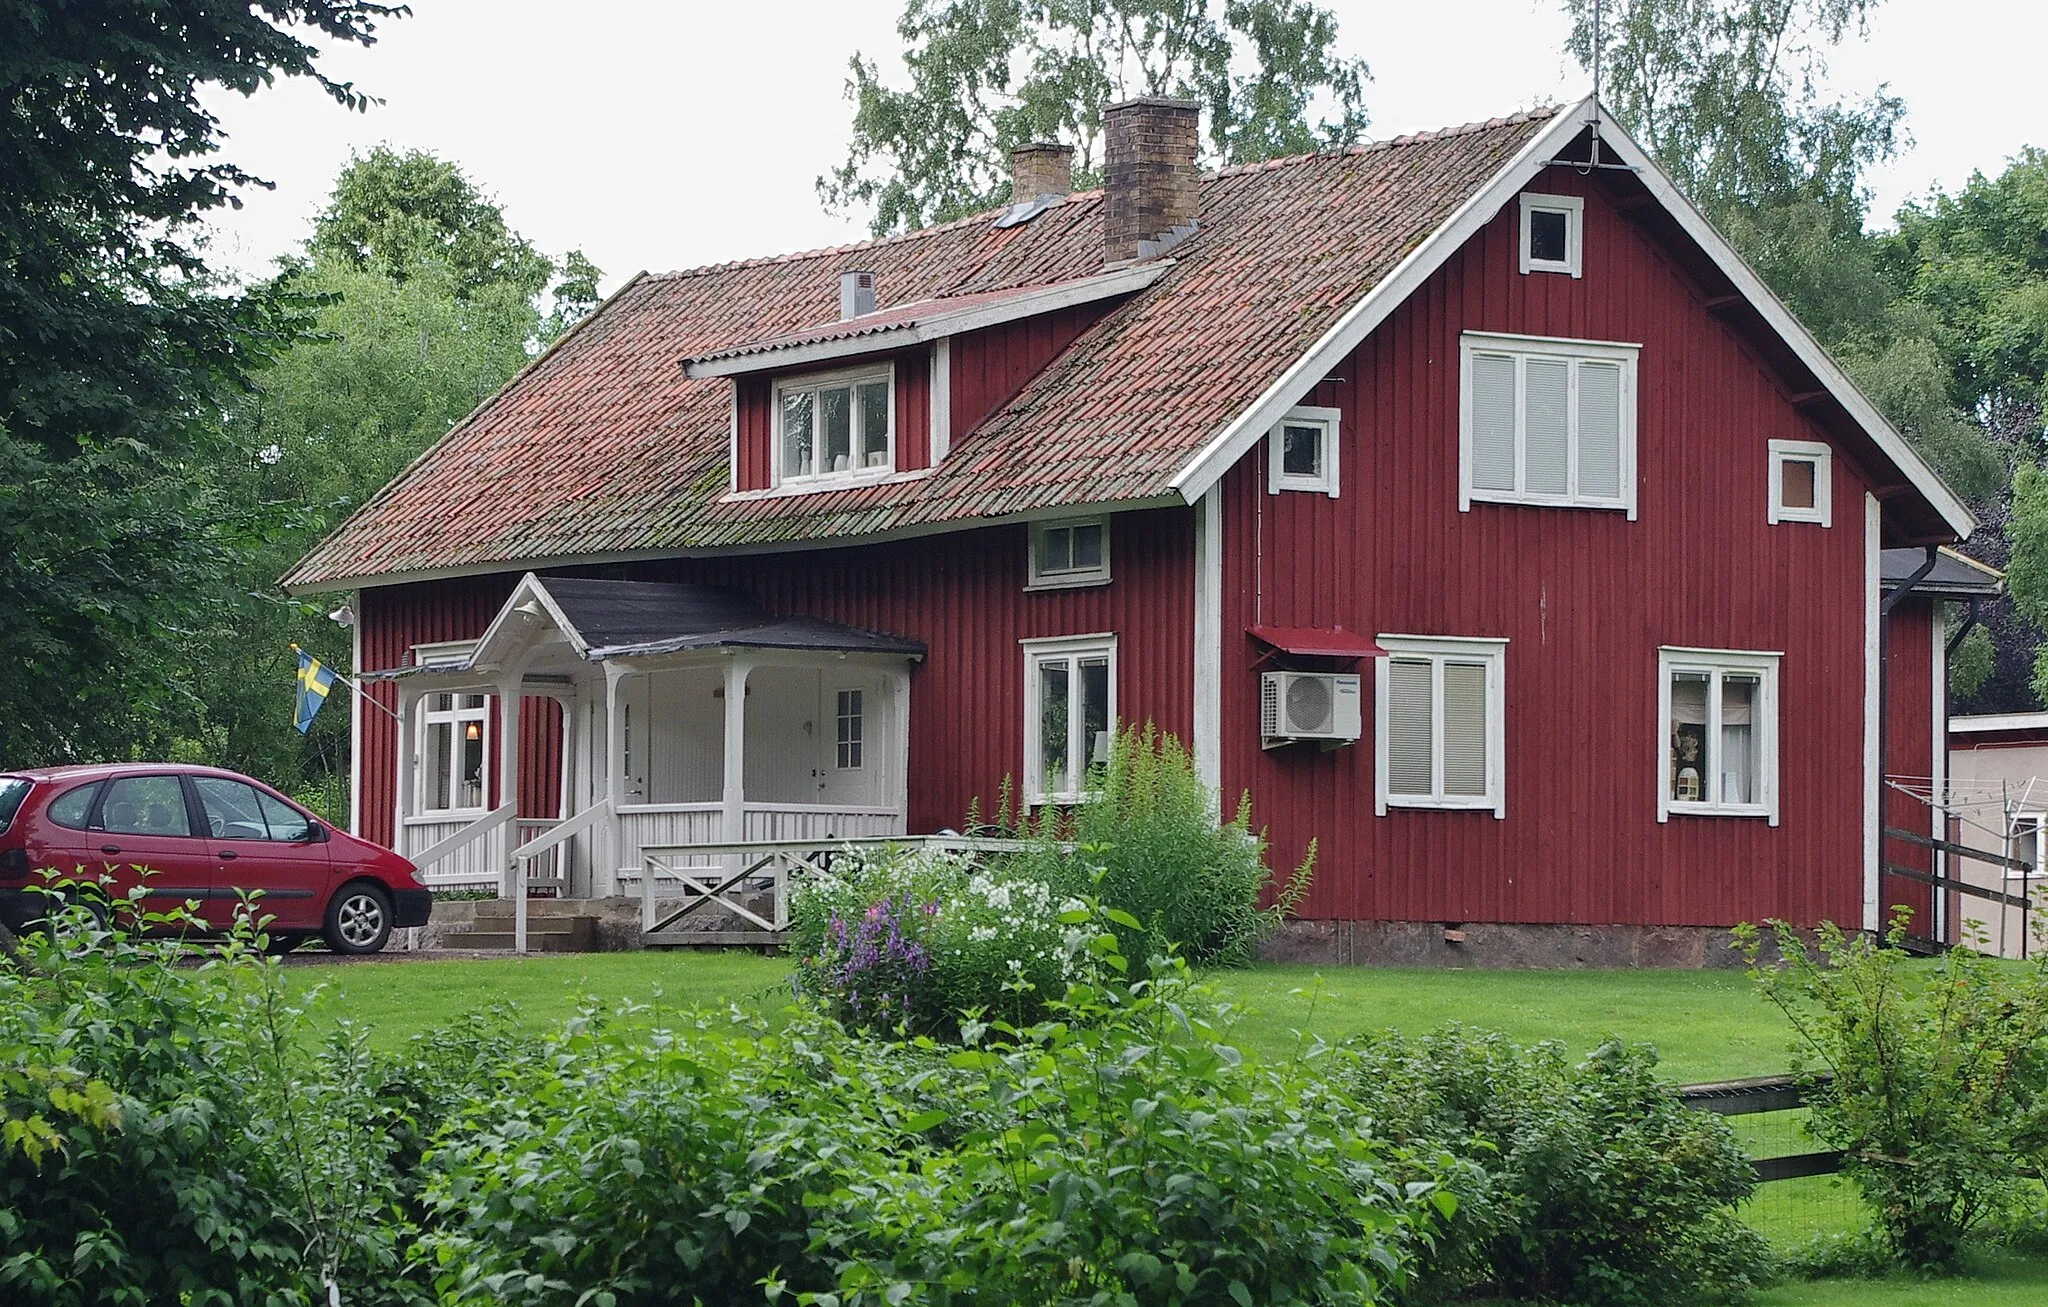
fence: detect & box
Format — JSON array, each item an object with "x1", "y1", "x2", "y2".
[{"x1": 1676, "y1": 1072, "x2": 1866, "y2": 1245}]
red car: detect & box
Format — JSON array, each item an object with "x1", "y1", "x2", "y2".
[{"x1": 0, "y1": 762, "x2": 430, "y2": 954}]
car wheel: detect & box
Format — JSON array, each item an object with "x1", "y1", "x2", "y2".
[{"x1": 323, "y1": 883, "x2": 393, "y2": 955}]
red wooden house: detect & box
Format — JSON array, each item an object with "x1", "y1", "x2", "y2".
[{"x1": 285, "y1": 97, "x2": 1975, "y2": 962}]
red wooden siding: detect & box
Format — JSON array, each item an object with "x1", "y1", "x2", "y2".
[
  {"x1": 1216, "y1": 169, "x2": 1881, "y2": 929},
  {"x1": 1882, "y1": 597, "x2": 1936, "y2": 928},
  {"x1": 733, "y1": 349, "x2": 934, "y2": 491},
  {"x1": 949, "y1": 303, "x2": 1114, "y2": 439},
  {"x1": 352, "y1": 508, "x2": 1194, "y2": 844},
  {"x1": 356, "y1": 575, "x2": 563, "y2": 847}
]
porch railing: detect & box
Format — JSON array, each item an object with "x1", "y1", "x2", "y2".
[
  {"x1": 408, "y1": 803, "x2": 515, "y2": 889},
  {"x1": 638, "y1": 835, "x2": 1034, "y2": 943},
  {"x1": 505, "y1": 799, "x2": 613, "y2": 952}
]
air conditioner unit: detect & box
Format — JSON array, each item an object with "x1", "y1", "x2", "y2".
[{"x1": 1261, "y1": 671, "x2": 1362, "y2": 746}]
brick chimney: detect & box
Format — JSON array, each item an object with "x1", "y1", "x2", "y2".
[
  {"x1": 1010, "y1": 142, "x2": 1073, "y2": 201},
  {"x1": 1102, "y1": 97, "x2": 1201, "y2": 264}
]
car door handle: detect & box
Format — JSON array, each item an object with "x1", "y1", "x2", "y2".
[
  {"x1": 218, "y1": 849, "x2": 237, "y2": 860},
  {"x1": 100, "y1": 844, "x2": 121, "y2": 855}
]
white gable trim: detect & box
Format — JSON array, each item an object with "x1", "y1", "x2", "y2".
[
  {"x1": 471, "y1": 573, "x2": 589, "y2": 669},
  {"x1": 1169, "y1": 99, "x2": 1974, "y2": 541},
  {"x1": 1168, "y1": 103, "x2": 1590, "y2": 505}
]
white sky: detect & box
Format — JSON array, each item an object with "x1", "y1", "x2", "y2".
[{"x1": 198, "y1": 0, "x2": 2046, "y2": 295}]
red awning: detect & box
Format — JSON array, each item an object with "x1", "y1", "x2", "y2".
[{"x1": 1246, "y1": 626, "x2": 1387, "y2": 659}]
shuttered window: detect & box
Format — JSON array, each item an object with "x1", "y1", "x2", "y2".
[
  {"x1": 1376, "y1": 636, "x2": 1508, "y2": 816},
  {"x1": 1657, "y1": 647, "x2": 1780, "y2": 824},
  {"x1": 1460, "y1": 332, "x2": 1638, "y2": 516}
]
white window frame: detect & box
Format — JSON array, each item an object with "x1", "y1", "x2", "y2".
[
  {"x1": 1519, "y1": 192, "x2": 1584, "y2": 277},
  {"x1": 1767, "y1": 438, "x2": 1832, "y2": 527},
  {"x1": 1374, "y1": 634, "x2": 1508, "y2": 818},
  {"x1": 1657, "y1": 646, "x2": 1781, "y2": 825},
  {"x1": 771, "y1": 362, "x2": 896, "y2": 490},
  {"x1": 1020, "y1": 633, "x2": 1117, "y2": 807},
  {"x1": 2007, "y1": 811, "x2": 2044, "y2": 884},
  {"x1": 1267, "y1": 404, "x2": 1341, "y2": 497},
  {"x1": 1027, "y1": 516, "x2": 1112, "y2": 590},
  {"x1": 1459, "y1": 331, "x2": 1639, "y2": 518},
  {"x1": 834, "y1": 688, "x2": 865, "y2": 771},
  {"x1": 417, "y1": 691, "x2": 491, "y2": 816}
]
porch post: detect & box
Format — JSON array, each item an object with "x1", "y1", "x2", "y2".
[
  {"x1": 563, "y1": 686, "x2": 588, "y2": 897},
  {"x1": 890, "y1": 666, "x2": 912, "y2": 836},
  {"x1": 721, "y1": 658, "x2": 753, "y2": 846},
  {"x1": 496, "y1": 673, "x2": 522, "y2": 901},
  {"x1": 393, "y1": 682, "x2": 421, "y2": 856},
  {"x1": 603, "y1": 660, "x2": 627, "y2": 898}
]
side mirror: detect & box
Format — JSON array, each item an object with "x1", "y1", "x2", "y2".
[{"x1": 301, "y1": 822, "x2": 331, "y2": 844}]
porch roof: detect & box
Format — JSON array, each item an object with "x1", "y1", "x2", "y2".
[{"x1": 546, "y1": 578, "x2": 926, "y2": 659}]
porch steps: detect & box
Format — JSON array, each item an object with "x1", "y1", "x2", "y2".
[
  {"x1": 456, "y1": 904, "x2": 600, "y2": 953},
  {"x1": 640, "y1": 930, "x2": 786, "y2": 952}
]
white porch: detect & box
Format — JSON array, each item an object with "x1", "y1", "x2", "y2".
[{"x1": 383, "y1": 576, "x2": 921, "y2": 934}]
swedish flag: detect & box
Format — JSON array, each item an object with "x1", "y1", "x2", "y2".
[{"x1": 293, "y1": 645, "x2": 337, "y2": 734}]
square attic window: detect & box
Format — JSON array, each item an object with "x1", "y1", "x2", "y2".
[{"x1": 1519, "y1": 193, "x2": 1584, "y2": 278}]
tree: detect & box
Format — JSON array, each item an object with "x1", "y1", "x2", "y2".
[
  {"x1": 0, "y1": 0, "x2": 400, "y2": 765},
  {"x1": 309, "y1": 145, "x2": 554, "y2": 301},
  {"x1": 181, "y1": 152, "x2": 601, "y2": 805},
  {"x1": 822, "y1": 0, "x2": 1371, "y2": 235}
]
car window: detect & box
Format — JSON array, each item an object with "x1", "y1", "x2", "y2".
[
  {"x1": 254, "y1": 790, "x2": 315, "y2": 842},
  {"x1": 0, "y1": 778, "x2": 29, "y2": 834},
  {"x1": 44, "y1": 782, "x2": 100, "y2": 830},
  {"x1": 192, "y1": 777, "x2": 275, "y2": 841},
  {"x1": 98, "y1": 776, "x2": 193, "y2": 837}
]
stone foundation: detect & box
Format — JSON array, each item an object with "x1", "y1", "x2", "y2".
[{"x1": 1261, "y1": 919, "x2": 1771, "y2": 969}]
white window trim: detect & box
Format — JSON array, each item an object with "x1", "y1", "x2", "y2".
[
  {"x1": 2006, "y1": 811, "x2": 2045, "y2": 883},
  {"x1": 417, "y1": 691, "x2": 491, "y2": 817},
  {"x1": 1458, "y1": 330, "x2": 1640, "y2": 519},
  {"x1": 1374, "y1": 634, "x2": 1508, "y2": 819},
  {"x1": 1027, "y1": 516, "x2": 1113, "y2": 590},
  {"x1": 1657, "y1": 646, "x2": 1781, "y2": 825},
  {"x1": 1020, "y1": 632, "x2": 1117, "y2": 807},
  {"x1": 771, "y1": 361, "x2": 897, "y2": 491},
  {"x1": 833, "y1": 687, "x2": 865, "y2": 772},
  {"x1": 1767, "y1": 438, "x2": 1832, "y2": 527},
  {"x1": 1267, "y1": 404, "x2": 1341, "y2": 497},
  {"x1": 1519, "y1": 192, "x2": 1584, "y2": 278}
]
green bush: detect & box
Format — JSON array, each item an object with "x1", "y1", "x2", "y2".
[
  {"x1": 1340, "y1": 1024, "x2": 1771, "y2": 1307},
  {"x1": 1739, "y1": 912, "x2": 2048, "y2": 1271},
  {"x1": 419, "y1": 919, "x2": 1451, "y2": 1305},
  {"x1": 1056, "y1": 725, "x2": 1312, "y2": 967},
  {"x1": 787, "y1": 844, "x2": 1081, "y2": 1035},
  {"x1": 0, "y1": 889, "x2": 423, "y2": 1306}
]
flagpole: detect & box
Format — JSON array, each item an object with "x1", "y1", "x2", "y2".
[{"x1": 292, "y1": 643, "x2": 403, "y2": 724}]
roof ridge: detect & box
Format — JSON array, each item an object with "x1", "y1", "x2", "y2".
[{"x1": 647, "y1": 103, "x2": 1564, "y2": 283}]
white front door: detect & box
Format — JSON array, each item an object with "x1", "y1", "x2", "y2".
[{"x1": 818, "y1": 673, "x2": 884, "y2": 807}]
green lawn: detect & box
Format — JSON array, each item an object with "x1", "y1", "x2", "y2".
[
  {"x1": 1757, "y1": 1250, "x2": 2048, "y2": 1306},
  {"x1": 295, "y1": 953, "x2": 1790, "y2": 1081}
]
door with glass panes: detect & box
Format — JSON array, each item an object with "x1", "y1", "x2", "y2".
[{"x1": 818, "y1": 672, "x2": 888, "y2": 807}]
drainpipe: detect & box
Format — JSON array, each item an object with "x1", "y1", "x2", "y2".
[
  {"x1": 1877, "y1": 545, "x2": 1938, "y2": 936},
  {"x1": 1944, "y1": 597, "x2": 1980, "y2": 659}
]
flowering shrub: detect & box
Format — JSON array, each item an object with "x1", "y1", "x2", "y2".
[{"x1": 789, "y1": 845, "x2": 1082, "y2": 1034}]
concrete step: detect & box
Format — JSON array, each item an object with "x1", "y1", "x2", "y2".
[
  {"x1": 459, "y1": 930, "x2": 591, "y2": 952},
  {"x1": 468, "y1": 912, "x2": 591, "y2": 935}
]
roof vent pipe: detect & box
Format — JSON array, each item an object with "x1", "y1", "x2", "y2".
[
  {"x1": 1102, "y1": 97, "x2": 1201, "y2": 264},
  {"x1": 840, "y1": 269, "x2": 877, "y2": 320}
]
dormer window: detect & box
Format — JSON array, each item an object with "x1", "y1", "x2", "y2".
[
  {"x1": 776, "y1": 365, "x2": 894, "y2": 485},
  {"x1": 1519, "y1": 193, "x2": 1583, "y2": 278}
]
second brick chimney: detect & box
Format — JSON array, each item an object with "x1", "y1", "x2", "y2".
[
  {"x1": 1102, "y1": 97, "x2": 1200, "y2": 264},
  {"x1": 1010, "y1": 142, "x2": 1074, "y2": 202}
]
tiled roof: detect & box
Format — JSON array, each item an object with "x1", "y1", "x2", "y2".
[{"x1": 285, "y1": 109, "x2": 1559, "y2": 590}]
